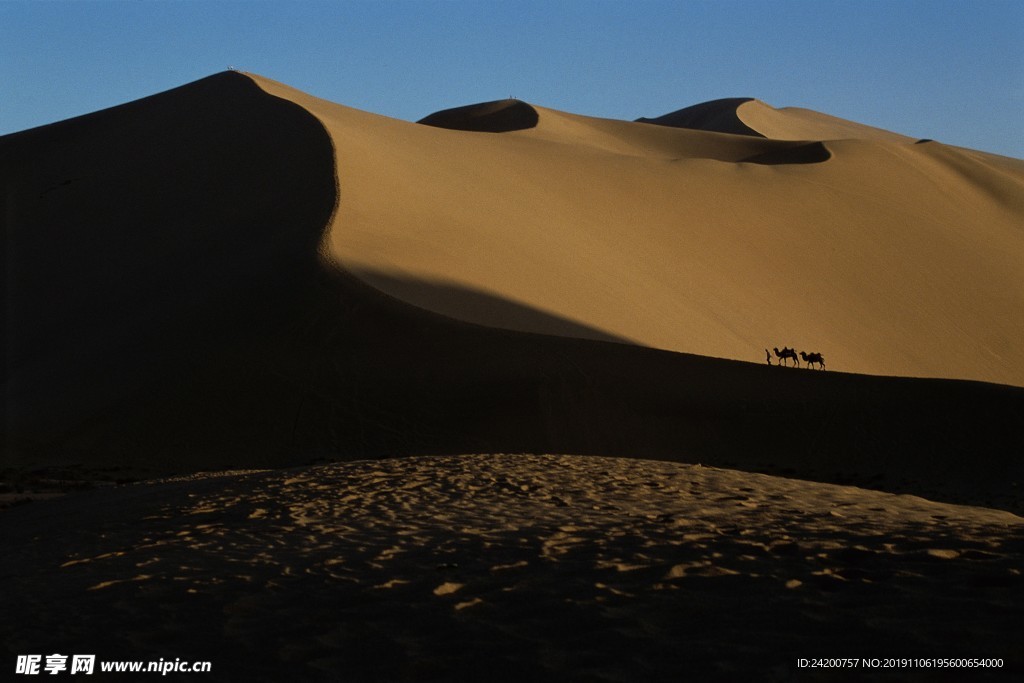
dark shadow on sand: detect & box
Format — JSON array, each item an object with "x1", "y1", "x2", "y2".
[
  {"x1": 742, "y1": 141, "x2": 831, "y2": 165},
  {"x1": 347, "y1": 268, "x2": 633, "y2": 345},
  {"x1": 2, "y1": 71, "x2": 337, "y2": 452},
  {"x1": 636, "y1": 98, "x2": 763, "y2": 137},
  {"x1": 418, "y1": 100, "x2": 539, "y2": 133}
]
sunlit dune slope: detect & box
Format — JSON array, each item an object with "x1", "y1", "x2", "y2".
[
  {"x1": 251, "y1": 75, "x2": 1024, "y2": 387},
  {"x1": 734, "y1": 99, "x2": 916, "y2": 142}
]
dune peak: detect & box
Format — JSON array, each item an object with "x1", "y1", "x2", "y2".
[
  {"x1": 636, "y1": 98, "x2": 763, "y2": 137},
  {"x1": 418, "y1": 99, "x2": 539, "y2": 133},
  {"x1": 638, "y1": 97, "x2": 915, "y2": 143}
]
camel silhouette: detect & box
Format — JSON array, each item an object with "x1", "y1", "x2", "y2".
[
  {"x1": 800, "y1": 351, "x2": 825, "y2": 370},
  {"x1": 773, "y1": 347, "x2": 799, "y2": 367}
]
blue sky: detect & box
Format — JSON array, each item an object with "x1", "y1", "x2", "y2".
[{"x1": 2, "y1": 0, "x2": 1022, "y2": 157}]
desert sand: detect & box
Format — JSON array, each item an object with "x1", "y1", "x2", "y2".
[
  {"x1": 2, "y1": 72, "x2": 1023, "y2": 680},
  {"x1": 2, "y1": 456, "x2": 1021, "y2": 681}
]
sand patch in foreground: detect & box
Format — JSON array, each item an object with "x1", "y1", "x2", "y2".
[{"x1": 2, "y1": 455, "x2": 1020, "y2": 681}]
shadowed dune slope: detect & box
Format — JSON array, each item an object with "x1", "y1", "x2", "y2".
[
  {"x1": 639, "y1": 97, "x2": 915, "y2": 143},
  {"x1": 254, "y1": 74, "x2": 1024, "y2": 386},
  {"x1": 3, "y1": 73, "x2": 1023, "y2": 514},
  {"x1": 2, "y1": 72, "x2": 337, "y2": 458},
  {"x1": 418, "y1": 99, "x2": 540, "y2": 132},
  {"x1": 636, "y1": 97, "x2": 763, "y2": 136}
]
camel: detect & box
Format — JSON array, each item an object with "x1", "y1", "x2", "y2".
[
  {"x1": 773, "y1": 346, "x2": 799, "y2": 367},
  {"x1": 800, "y1": 351, "x2": 826, "y2": 370}
]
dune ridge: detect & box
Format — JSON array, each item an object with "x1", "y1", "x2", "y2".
[
  {"x1": 636, "y1": 97, "x2": 763, "y2": 136},
  {"x1": 736, "y1": 99, "x2": 917, "y2": 142},
  {"x1": 418, "y1": 99, "x2": 540, "y2": 132},
  {"x1": 2, "y1": 72, "x2": 336, "y2": 462},
  {"x1": 636, "y1": 97, "x2": 916, "y2": 143}
]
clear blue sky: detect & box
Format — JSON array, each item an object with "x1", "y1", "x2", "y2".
[{"x1": 2, "y1": 0, "x2": 1022, "y2": 157}]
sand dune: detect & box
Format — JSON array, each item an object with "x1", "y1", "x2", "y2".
[
  {"x1": 3, "y1": 71, "x2": 1023, "y2": 489},
  {"x1": 636, "y1": 97, "x2": 765, "y2": 136},
  {"x1": 2, "y1": 73, "x2": 336, "y2": 470},
  {"x1": 250, "y1": 74, "x2": 1024, "y2": 386},
  {"x1": 638, "y1": 97, "x2": 916, "y2": 143},
  {"x1": 419, "y1": 98, "x2": 540, "y2": 133},
  {"x1": 2, "y1": 455, "x2": 1020, "y2": 681},
  {"x1": 734, "y1": 99, "x2": 917, "y2": 142},
  {"x1": 3, "y1": 70, "x2": 1024, "y2": 681}
]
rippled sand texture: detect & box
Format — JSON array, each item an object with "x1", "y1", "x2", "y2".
[{"x1": 2, "y1": 455, "x2": 1020, "y2": 681}]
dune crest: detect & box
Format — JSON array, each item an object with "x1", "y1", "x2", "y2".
[
  {"x1": 418, "y1": 99, "x2": 540, "y2": 133},
  {"x1": 639, "y1": 97, "x2": 915, "y2": 143},
  {"x1": 2, "y1": 71, "x2": 336, "y2": 452},
  {"x1": 736, "y1": 99, "x2": 915, "y2": 142},
  {"x1": 636, "y1": 97, "x2": 763, "y2": 136}
]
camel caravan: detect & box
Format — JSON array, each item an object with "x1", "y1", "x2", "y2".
[{"x1": 765, "y1": 347, "x2": 826, "y2": 370}]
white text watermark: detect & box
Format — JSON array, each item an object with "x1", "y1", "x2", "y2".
[{"x1": 16, "y1": 655, "x2": 212, "y2": 676}]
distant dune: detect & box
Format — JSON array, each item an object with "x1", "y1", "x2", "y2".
[
  {"x1": 638, "y1": 97, "x2": 916, "y2": 143},
  {"x1": 636, "y1": 97, "x2": 764, "y2": 136},
  {"x1": 419, "y1": 99, "x2": 540, "y2": 133},
  {"x1": 2, "y1": 72, "x2": 1023, "y2": 511}
]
